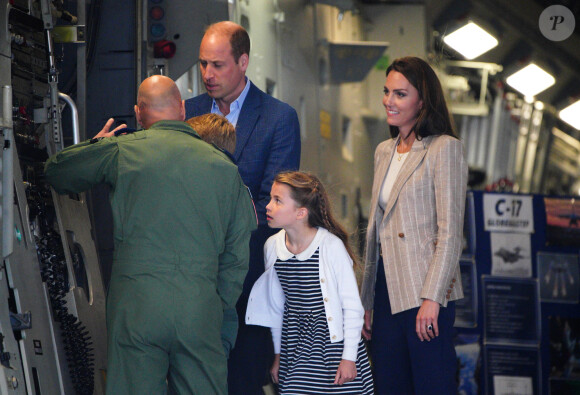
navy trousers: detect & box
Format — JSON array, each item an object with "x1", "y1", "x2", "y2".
[{"x1": 370, "y1": 257, "x2": 458, "y2": 395}]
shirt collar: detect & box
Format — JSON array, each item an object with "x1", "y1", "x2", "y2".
[
  {"x1": 211, "y1": 76, "x2": 251, "y2": 116},
  {"x1": 275, "y1": 227, "x2": 325, "y2": 261}
]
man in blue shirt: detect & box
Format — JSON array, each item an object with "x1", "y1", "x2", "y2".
[{"x1": 185, "y1": 21, "x2": 301, "y2": 394}]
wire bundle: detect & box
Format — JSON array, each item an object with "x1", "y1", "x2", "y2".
[{"x1": 29, "y1": 185, "x2": 95, "y2": 394}]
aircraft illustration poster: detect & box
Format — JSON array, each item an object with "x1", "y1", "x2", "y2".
[
  {"x1": 544, "y1": 197, "x2": 580, "y2": 247},
  {"x1": 484, "y1": 194, "x2": 534, "y2": 233},
  {"x1": 537, "y1": 252, "x2": 579, "y2": 303},
  {"x1": 490, "y1": 232, "x2": 532, "y2": 277}
]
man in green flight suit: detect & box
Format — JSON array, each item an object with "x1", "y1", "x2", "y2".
[{"x1": 44, "y1": 75, "x2": 257, "y2": 394}]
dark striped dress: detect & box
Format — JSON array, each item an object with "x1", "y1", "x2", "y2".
[{"x1": 275, "y1": 247, "x2": 374, "y2": 394}]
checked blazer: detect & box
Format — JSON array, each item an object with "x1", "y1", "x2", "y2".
[
  {"x1": 360, "y1": 134, "x2": 468, "y2": 314},
  {"x1": 184, "y1": 81, "x2": 301, "y2": 225}
]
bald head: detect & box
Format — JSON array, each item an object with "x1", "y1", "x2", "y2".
[{"x1": 135, "y1": 75, "x2": 185, "y2": 129}]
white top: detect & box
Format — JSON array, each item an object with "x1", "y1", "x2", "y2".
[
  {"x1": 378, "y1": 150, "x2": 409, "y2": 209},
  {"x1": 245, "y1": 227, "x2": 364, "y2": 361}
]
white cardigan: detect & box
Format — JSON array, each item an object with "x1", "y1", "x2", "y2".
[{"x1": 245, "y1": 227, "x2": 364, "y2": 361}]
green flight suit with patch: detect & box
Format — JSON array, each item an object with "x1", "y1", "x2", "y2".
[{"x1": 45, "y1": 120, "x2": 257, "y2": 394}]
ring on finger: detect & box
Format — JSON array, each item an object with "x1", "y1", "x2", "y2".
[{"x1": 427, "y1": 324, "x2": 433, "y2": 331}]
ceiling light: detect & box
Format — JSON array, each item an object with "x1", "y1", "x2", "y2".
[
  {"x1": 506, "y1": 64, "x2": 555, "y2": 97},
  {"x1": 443, "y1": 22, "x2": 498, "y2": 60},
  {"x1": 559, "y1": 100, "x2": 580, "y2": 130}
]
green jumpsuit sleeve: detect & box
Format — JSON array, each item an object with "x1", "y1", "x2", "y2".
[
  {"x1": 44, "y1": 139, "x2": 119, "y2": 194},
  {"x1": 219, "y1": 182, "x2": 257, "y2": 355}
]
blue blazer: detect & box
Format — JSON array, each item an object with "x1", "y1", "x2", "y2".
[{"x1": 185, "y1": 81, "x2": 301, "y2": 225}]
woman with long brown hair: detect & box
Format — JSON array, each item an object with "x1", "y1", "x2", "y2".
[{"x1": 361, "y1": 56, "x2": 468, "y2": 394}]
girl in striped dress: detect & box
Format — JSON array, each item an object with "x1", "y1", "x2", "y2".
[{"x1": 245, "y1": 171, "x2": 374, "y2": 394}]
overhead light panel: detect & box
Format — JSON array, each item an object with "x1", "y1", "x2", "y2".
[
  {"x1": 559, "y1": 100, "x2": 580, "y2": 130},
  {"x1": 506, "y1": 64, "x2": 555, "y2": 97},
  {"x1": 443, "y1": 22, "x2": 498, "y2": 60}
]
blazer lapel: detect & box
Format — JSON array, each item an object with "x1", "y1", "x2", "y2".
[
  {"x1": 234, "y1": 82, "x2": 261, "y2": 162},
  {"x1": 369, "y1": 139, "x2": 397, "y2": 224},
  {"x1": 187, "y1": 94, "x2": 212, "y2": 117},
  {"x1": 382, "y1": 136, "x2": 431, "y2": 220}
]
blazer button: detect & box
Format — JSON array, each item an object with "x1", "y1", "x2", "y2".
[
  {"x1": 324, "y1": 298, "x2": 329, "y2": 302},
  {"x1": 452, "y1": 278, "x2": 456, "y2": 283},
  {"x1": 450, "y1": 284, "x2": 454, "y2": 288},
  {"x1": 328, "y1": 316, "x2": 333, "y2": 322},
  {"x1": 332, "y1": 335, "x2": 337, "y2": 340},
  {"x1": 446, "y1": 295, "x2": 451, "y2": 299},
  {"x1": 398, "y1": 232, "x2": 405, "y2": 238},
  {"x1": 447, "y1": 289, "x2": 452, "y2": 294},
  {"x1": 320, "y1": 278, "x2": 325, "y2": 283}
]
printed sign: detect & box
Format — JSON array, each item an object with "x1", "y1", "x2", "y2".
[
  {"x1": 485, "y1": 345, "x2": 540, "y2": 395},
  {"x1": 483, "y1": 276, "x2": 540, "y2": 344},
  {"x1": 484, "y1": 194, "x2": 534, "y2": 233}
]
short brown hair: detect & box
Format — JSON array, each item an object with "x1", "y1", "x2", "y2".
[
  {"x1": 186, "y1": 113, "x2": 236, "y2": 154},
  {"x1": 205, "y1": 22, "x2": 250, "y2": 64},
  {"x1": 229, "y1": 26, "x2": 250, "y2": 64}
]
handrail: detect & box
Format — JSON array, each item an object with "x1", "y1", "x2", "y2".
[{"x1": 58, "y1": 92, "x2": 80, "y2": 145}]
